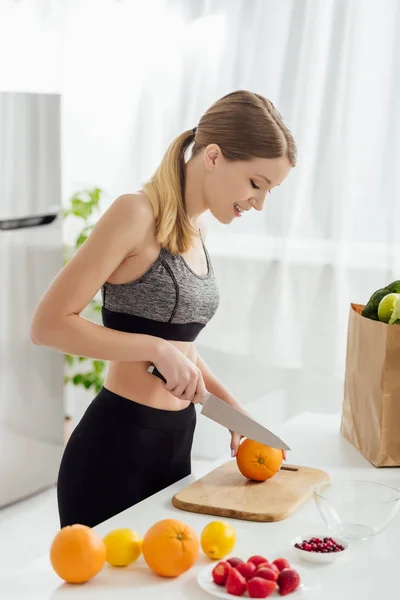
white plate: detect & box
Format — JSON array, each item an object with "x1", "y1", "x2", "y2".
[
  {"x1": 292, "y1": 533, "x2": 349, "y2": 564},
  {"x1": 197, "y1": 563, "x2": 318, "y2": 599}
]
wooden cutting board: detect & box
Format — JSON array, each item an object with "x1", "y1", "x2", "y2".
[{"x1": 172, "y1": 460, "x2": 329, "y2": 522}]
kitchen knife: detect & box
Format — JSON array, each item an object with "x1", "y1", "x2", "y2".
[
  {"x1": 147, "y1": 364, "x2": 291, "y2": 451},
  {"x1": 200, "y1": 391, "x2": 291, "y2": 451}
]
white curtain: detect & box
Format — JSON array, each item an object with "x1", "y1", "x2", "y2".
[{"x1": 1, "y1": 0, "x2": 399, "y2": 430}]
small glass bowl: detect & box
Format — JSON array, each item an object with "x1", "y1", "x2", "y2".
[{"x1": 313, "y1": 480, "x2": 400, "y2": 540}]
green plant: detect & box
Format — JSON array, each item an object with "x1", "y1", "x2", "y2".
[{"x1": 63, "y1": 187, "x2": 106, "y2": 394}]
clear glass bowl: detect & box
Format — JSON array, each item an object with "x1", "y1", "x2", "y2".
[{"x1": 313, "y1": 480, "x2": 400, "y2": 540}]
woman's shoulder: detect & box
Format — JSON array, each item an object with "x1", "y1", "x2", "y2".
[
  {"x1": 96, "y1": 192, "x2": 156, "y2": 255},
  {"x1": 114, "y1": 191, "x2": 153, "y2": 219},
  {"x1": 112, "y1": 192, "x2": 155, "y2": 238}
]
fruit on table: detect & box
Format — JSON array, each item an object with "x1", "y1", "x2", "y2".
[
  {"x1": 377, "y1": 293, "x2": 400, "y2": 323},
  {"x1": 102, "y1": 528, "x2": 143, "y2": 567},
  {"x1": 236, "y1": 561, "x2": 256, "y2": 580},
  {"x1": 248, "y1": 555, "x2": 269, "y2": 567},
  {"x1": 294, "y1": 536, "x2": 344, "y2": 553},
  {"x1": 226, "y1": 567, "x2": 247, "y2": 596},
  {"x1": 50, "y1": 524, "x2": 106, "y2": 584},
  {"x1": 362, "y1": 280, "x2": 400, "y2": 321},
  {"x1": 227, "y1": 557, "x2": 245, "y2": 567},
  {"x1": 248, "y1": 577, "x2": 277, "y2": 598},
  {"x1": 256, "y1": 566, "x2": 279, "y2": 582},
  {"x1": 262, "y1": 562, "x2": 279, "y2": 575},
  {"x1": 236, "y1": 440, "x2": 282, "y2": 481},
  {"x1": 255, "y1": 561, "x2": 270, "y2": 567},
  {"x1": 142, "y1": 518, "x2": 199, "y2": 577},
  {"x1": 278, "y1": 568, "x2": 300, "y2": 596},
  {"x1": 212, "y1": 554, "x2": 300, "y2": 597},
  {"x1": 272, "y1": 557, "x2": 291, "y2": 572},
  {"x1": 201, "y1": 520, "x2": 236, "y2": 559},
  {"x1": 212, "y1": 560, "x2": 231, "y2": 586}
]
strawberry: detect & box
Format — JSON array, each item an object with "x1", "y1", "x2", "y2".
[
  {"x1": 248, "y1": 555, "x2": 269, "y2": 568},
  {"x1": 212, "y1": 561, "x2": 231, "y2": 586},
  {"x1": 272, "y1": 558, "x2": 291, "y2": 572},
  {"x1": 278, "y1": 568, "x2": 301, "y2": 596},
  {"x1": 226, "y1": 568, "x2": 247, "y2": 596},
  {"x1": 255, "y1": 566, "x2": 279, "y2": 582},
  {"x1": 248, "y1": 577, "x2": 277, "y2": 598},
  {"x1": 236, "y1": 561, "x2": 257, "y2": 580},
  {"x1": 266, "y1": 563, "x2": 279, "y2": 575},
  {"x1": 227, "y1": 557, "x2": 245, "y2": 568}
]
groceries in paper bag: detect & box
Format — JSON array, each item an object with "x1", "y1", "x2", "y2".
[{"x1": 341, "y1": 280, "x2": 400, "y2": 467}]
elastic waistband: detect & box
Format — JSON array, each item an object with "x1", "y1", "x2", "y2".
[{"x1": 92, "y1": 386, "x2": 196, "y2": 432}]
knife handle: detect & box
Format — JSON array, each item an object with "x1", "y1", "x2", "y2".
[
  {"x1": 147, "y1": 364, "x2": 167, "y2": 384},
  {"x1": 148, "y1": 365, "x2": 208, "y2": 405}
]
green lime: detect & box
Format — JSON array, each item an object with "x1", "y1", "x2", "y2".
[{"x1": 377, "y1": 293, "x2": 400, "y2": 323}]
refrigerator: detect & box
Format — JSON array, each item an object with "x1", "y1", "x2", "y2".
[{"x1": 0, "y1": 91, "x2": 65, "y2": 508}]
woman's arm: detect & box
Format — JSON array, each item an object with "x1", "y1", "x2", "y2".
[{"x1": 30, "y1": 194, "x2": 165, "y2": 363}]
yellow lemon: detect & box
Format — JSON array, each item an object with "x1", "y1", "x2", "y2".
[
  {"x1": 103, "y1": 528, "x2": 143, "y2": 567},
  {"x1": 200, "y1": 521, "x2": 236, "y2": 560}
]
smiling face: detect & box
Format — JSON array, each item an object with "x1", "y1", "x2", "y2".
[{"x1": 201, "y1": 144, "x2": 293, "y2": 224}]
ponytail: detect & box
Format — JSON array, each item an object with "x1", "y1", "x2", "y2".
[{"x1": 142, "y1": 128, "x2": 198, "y2": 255}]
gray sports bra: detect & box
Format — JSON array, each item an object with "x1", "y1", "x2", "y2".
[{"x1": 101, "y1": 237, "x2": 220, "y2": 342}]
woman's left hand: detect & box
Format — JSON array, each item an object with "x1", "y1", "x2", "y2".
[
  {"x1": 228, "y1": 402, "x2": 249, "y2": 457},
  {"x1": 230, "y1": 431, "x2": 244, "y2": 457}
]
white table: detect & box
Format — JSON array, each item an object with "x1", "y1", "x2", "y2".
[{"x1": 1, "y1": 412, "x2": 400, "y2": 599}]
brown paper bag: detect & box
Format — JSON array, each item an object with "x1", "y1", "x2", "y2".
[{"x1": 340, "y1": 303, "x2": 400, "y2": 467}]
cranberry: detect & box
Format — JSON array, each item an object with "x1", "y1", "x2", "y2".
[{"x1": 295, "y1": 536, "x2": 345, "y2": 554}]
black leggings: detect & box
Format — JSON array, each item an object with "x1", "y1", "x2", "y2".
[{"x1": 57, "y1": 386, "x2": 196, "y2": 529}]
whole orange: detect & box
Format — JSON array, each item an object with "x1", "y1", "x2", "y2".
[
  {"x1": 50, "y1": 524, "x2": 106, "y2": 584},
  {"x1": 236, "y1": 439, "x2": 283, "y2": 481},
  {"x1": 142, "y1": 519, "x2": 199, "y2": 577}
]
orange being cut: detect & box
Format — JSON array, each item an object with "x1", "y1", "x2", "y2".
[{"x1": 236, "y1": 439, "x2": 283, "y2": 481}]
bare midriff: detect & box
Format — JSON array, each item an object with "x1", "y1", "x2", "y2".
[{"x1": 103, "y1": 340, "x2": 197, "y2": 411}]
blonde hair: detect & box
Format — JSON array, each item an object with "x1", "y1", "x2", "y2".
[{"x1": 142, "y1": 90, "x2": 297, "y2": 255}]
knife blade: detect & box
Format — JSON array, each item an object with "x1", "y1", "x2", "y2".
[
  {"x1": 147, "y1": 364, "x2": 291, "y2": 451},
  {"x1": 200, "y1": 392, "x2": 291, "y2": 451}
]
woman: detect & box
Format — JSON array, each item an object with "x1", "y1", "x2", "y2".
[{"x1": 31, "y1": 90, "x2": 296, "y2": 529}]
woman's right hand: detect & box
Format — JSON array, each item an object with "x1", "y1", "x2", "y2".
[{"x1": 151, "y1": 340, "x2": 207, "y2": 404}]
